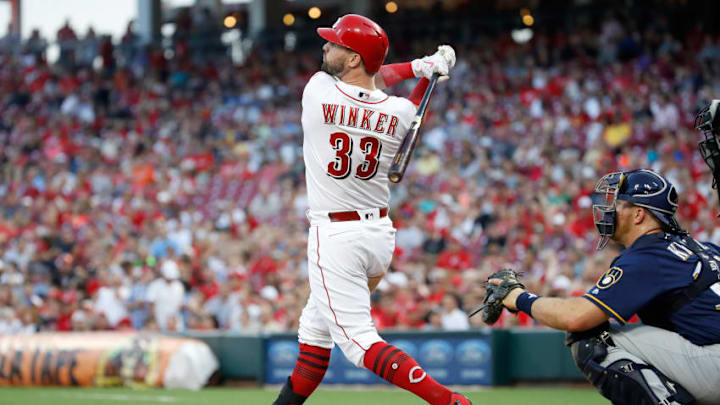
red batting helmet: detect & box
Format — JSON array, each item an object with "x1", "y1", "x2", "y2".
[{"x1": 317, "y1": 14, "x2": 389, "y2": 73}]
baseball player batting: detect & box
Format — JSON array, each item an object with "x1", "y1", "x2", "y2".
[{"x1": 272, "y1": 14, "x2": 471, "y2": 405}]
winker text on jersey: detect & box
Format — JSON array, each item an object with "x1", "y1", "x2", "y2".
[{"x1": 322, "y1": 103, "x2": 400, "y2": 137}]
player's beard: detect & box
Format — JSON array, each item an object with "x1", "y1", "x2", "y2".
[{"x1": 321, "y1": 56, "x2": 346, "y2": 77}]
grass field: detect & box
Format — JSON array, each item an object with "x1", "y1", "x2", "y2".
[{"x1": 1, "y1": 386, "x2": 610, "y2": 405}]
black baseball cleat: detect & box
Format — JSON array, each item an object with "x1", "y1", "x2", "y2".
[
  {"x1": 449, "y1": 392, "x2": 473, "y2": 405},
  {"x1": 272, "y1": 377, "x2": 308, "y2": 405}
]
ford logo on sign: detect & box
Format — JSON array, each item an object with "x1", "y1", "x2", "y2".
[
  {"x1": 268, "y1": 341, "x2": 299, "y2": 366},
  {"x1": 456, "y1": 340, "x2": 490, "y2": 365},
  {"x1": 419, "y1": 340, "x2": 452, "y2": 366},
  {"x1": 389, "y1": 340, "x2": 417, "y2": 358}
]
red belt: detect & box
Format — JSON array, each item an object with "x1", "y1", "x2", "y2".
[{"x1": 328, "y1": 207, "x2": 388, "y2": 222}]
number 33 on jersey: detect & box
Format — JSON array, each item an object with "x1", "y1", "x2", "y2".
[{"x1": 302, "y1": 71, "x2": 417, "y2": 212}]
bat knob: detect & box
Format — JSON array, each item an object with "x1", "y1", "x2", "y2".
[{"x1": 389, "y1": 173, "x2": 401, "y2": 183}]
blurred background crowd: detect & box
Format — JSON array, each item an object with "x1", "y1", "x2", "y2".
[{"x1": 0, "y1": 1, "x2": 719, "y2": 335}]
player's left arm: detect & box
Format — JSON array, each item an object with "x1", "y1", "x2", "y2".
[
  {"x1": 501, "y1": 289, "x2": 610, "y2": 332},
  {"x1": 374, "y1": 45, "x2": 455, "y2": 89}
]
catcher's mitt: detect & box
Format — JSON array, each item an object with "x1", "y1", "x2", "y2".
[{"x1": 468, "y1": 268, "x2": 525, "y2": 325}]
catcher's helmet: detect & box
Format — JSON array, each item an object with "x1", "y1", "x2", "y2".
[
  {"x1": 695, "y1": 99, "x2": 720, "y2": 136},
  {"x1": 317, "y1": 14, "x2": 389, "y2": 73},
  {"x1": 695, "y1": 100, "x2": 720, "y2": 188},
  {"x1": 592, "y1": 169, "x2": 683, "y2": 249}
]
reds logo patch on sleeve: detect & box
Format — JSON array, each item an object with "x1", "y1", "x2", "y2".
[{"x1": 596, "y1": 266, "x2": 624, "y2": 289}]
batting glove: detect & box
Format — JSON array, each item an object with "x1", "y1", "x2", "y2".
[
  {"x1": 411, "y1": 45, "x2": 455, "y2": 82},
  {"x1": 437, "y1": 45, "x2": 456, "y2": 69}
]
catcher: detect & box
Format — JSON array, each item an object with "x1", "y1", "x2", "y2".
[{"x1": 472, "y1": 168, "x2": 720, "y2": 405}]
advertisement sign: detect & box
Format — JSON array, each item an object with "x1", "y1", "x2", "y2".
[
  {"x1": 265, "y1": 335, "x2": 493, "y2": 385},
  {"x1": 0, "y1": 332, "x2": 218, "y2": 389}
]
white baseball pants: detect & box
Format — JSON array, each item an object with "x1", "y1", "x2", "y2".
[{"x1": 298, "y1": 209, "x2": 395, "y2": 367}]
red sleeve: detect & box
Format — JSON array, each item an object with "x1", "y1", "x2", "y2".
[
  {"x1": 379, "y1": 62, "x2": 414, "y2": 87},
  {"x1": 408, "y1": 78, "x2": 430, "y2": 106}
]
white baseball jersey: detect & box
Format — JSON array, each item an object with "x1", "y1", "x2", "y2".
[{"x1": 302, "y1": 71, "x2": 417, "y2": 212}]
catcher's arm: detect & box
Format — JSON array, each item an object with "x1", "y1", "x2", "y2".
[{"x1": 496, "y1": 284, "x2": 608, "y2": 332}]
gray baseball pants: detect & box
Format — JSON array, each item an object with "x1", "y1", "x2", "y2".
[{"x1": 607, "y1": 324, "x2": 720, "y2": 405}]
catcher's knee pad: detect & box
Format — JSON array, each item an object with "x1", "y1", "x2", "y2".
[
  {"x1": 571, "y1": 338, "x2": 695, "y2": 405},
  {"x1": 570, "y1": 335, "x2": 609, "y2": 386}
]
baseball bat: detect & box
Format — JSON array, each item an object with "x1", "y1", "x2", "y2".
[{"x1": 388, "y1": 73, "x2": 440, "y2": 183}]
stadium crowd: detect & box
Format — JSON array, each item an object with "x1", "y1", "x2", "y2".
[{"x1": 0, "y1": 10, "x2": 719, "y2": 335}]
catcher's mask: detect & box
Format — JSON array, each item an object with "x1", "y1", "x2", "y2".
[
  {"x1": 695, "y1": 100, "x2": 720, "y2": 188},
  {"x1": 591, "y1": 170, "x2": 682, "y2": 250}
]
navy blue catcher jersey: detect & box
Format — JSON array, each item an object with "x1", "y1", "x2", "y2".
[{"x1": 583, "y1": 232, "x2": 720, "y2": 346}]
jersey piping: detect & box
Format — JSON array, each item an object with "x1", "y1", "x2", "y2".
[{"x1": 583, "y1": 293, "x2": 628, "y2": 324}]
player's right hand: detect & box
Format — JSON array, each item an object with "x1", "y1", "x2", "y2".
[{"x1": 411, "y1": 45, "x2": 456, "y2": 82}]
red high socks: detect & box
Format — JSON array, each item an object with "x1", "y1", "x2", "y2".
[
  {"x1": 363, "y1": 341, "x2": 452, "y2": 405},
  {"x1": 289, "y1": 343, "x2": 331, "y2": 398}
]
